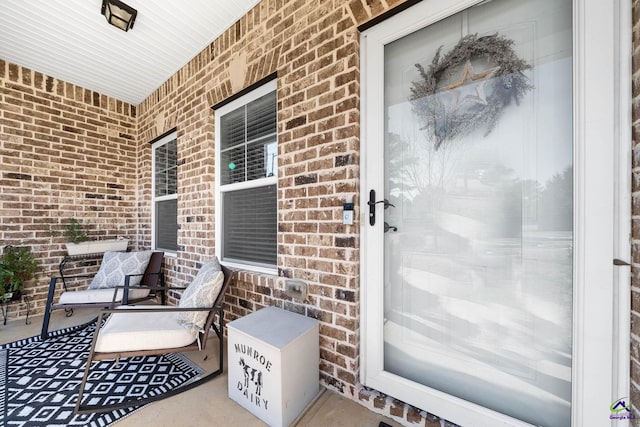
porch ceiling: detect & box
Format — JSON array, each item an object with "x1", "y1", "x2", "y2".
[{"x1": 0, "y1": 0, "x2": 260, "y2": 105}]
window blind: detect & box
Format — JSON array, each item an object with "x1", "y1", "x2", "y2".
[
  {"x1": 222, "y1": 184, "x2": 277, "y2": 267},
  {"x1": 220, "y1": 91, "x2": 277, "y2": 185},
  {"x1": 154, "y1": 139, "x2": 177, "y2": 197},
  {"x1": 155, "y1": 198, "x2": 178, "y2": 252},
  {"x1": 246, "y1": 92, "x2": 277, "y2": 140}
]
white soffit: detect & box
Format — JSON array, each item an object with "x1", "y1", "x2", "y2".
[{"x1": 0, "y1": 0, "x2": 260, "y2": 105}]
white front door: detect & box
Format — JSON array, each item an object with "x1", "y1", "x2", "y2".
[{"x1": 360, "y1": 0, "x2": 619, "y2": 426}]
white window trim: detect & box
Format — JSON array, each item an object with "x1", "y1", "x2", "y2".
[
  {"x1": 214, "y1": 79, "x2": 278, "y2": 275},
  {"x1": 359, "y1": 0, "x2": 625, "y2": 425},
  {"x1": 151, "y1": 131, "x2": 178, "y2": 255}
]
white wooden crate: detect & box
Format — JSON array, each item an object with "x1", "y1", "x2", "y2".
[{"x1": 227, "y1": 306, "x2": 319, "y2": 427}]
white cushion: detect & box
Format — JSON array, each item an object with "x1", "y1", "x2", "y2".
[
  {"x1": 95, "y1": 305, "x2": 198, "y2": 353},
  {"x1": 58, "y1": 287, "x2": 150, "y2": 304},
  {"x1": 176, "y1": 258, "x2": 224, "y2": 333},
  {"x1": 88, "y1": 251, "x2": 153, "y2": 290}
]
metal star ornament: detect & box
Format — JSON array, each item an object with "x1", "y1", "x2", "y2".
[
  {"x1": 409, "y1": 33, "x2": 533, "y2": 149},
  {"x1": 442, "y1": 60, "x2": 501, "y2": 110}
]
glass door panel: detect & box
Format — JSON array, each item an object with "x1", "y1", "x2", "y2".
[{"x1": 382, "y1": 1, "x2": 572, "y2": 425}]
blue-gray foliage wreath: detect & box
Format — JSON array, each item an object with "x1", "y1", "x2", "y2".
[{"x1": 409, "y1": 33, "x2": 533, "y2": 149}]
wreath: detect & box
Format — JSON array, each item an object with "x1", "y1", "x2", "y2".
[{"x1": 409, "y1": 33, "x2": 533, "y2": 149}]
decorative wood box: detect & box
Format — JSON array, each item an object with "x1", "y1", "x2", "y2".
[{"x1": 227, "y1": 306, "x2": 319, "y2": 427}]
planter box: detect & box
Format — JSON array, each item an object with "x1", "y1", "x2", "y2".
[
  {"x1": 65, "y1": 239, "x2": 129, "y2": 255},
  {"x1": 228, "y1": 306, "x2": 319, "y2": 427}
]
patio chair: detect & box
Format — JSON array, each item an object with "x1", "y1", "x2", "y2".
[
  {"x1": 40, "y1": 251, "x2": 165, "y2": 340},
  {"x1": 75, "y1": 261, "x2": 233, "y2": 414}
]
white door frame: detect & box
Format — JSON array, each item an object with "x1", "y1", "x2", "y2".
[
  {"x1": 613, "y1": 0, "x2": 632, "y2": 420},
  {"x1": 359, "y1": 0, "x2": 627, "y2": 425}
]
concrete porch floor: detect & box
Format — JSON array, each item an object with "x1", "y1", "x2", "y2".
[{"x1": 0, "y1": 308, "x2": 402, "y2": 427}]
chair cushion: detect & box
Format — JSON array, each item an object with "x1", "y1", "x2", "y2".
[
  {"x1": 58, "y1": 287, "x2": 151, "y2": 304},
  {"x1": 88, "y1": 250, "x2": 153, "y2": 290},
  {"x1": 95, "y1": 306, "x2": 198, "y2": 353},
  {"x1": 176, "y1": 257, "x2": 224, "y2": 333}
]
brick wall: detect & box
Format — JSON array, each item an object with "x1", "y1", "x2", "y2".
[
  {"x1": 135, "y1": 0, "x2": 451, "y2": 425},
  {"x1": 0, "y1": 60, "x2": 139, "y2": 318},
  {"x1": 632, "y1": 0, "x2": 640, "y2": 422},
  {"x1": 136, "y1": 0, "x2": 363, "y2": 394}
]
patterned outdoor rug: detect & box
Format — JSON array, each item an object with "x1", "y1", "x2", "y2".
[
  {"x1": 0, "y1": 349, "x2": 6, "y2": 425},
  {"x1": 0, "y1": 320, "x2": 203, "y2": 427}
]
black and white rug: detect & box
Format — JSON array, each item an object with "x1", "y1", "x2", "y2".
[{"x1": 1, "y1": 320, "x2": 203, "y2": 427}]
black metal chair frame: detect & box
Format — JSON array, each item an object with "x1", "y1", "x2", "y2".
[
  {"x1": 40, "y1": 251, "x2": 165, "y2": 340},
  {"x1": 75, "y1": 266, "x2": 233, "y2": 414}
]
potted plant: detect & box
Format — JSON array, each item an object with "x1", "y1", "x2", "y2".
[
  {"x1": 61, "y1": 217, "x2": 90, "y2": 245},
  {"x1": 0, "y1": 245, "x2": 39, "y2": 302},
  {"x1": 0, "y1": 264, "x2": 14, "y2": 301},
  {"x1": 47, "y1": 217, "x2": 129, "y2": 255}
]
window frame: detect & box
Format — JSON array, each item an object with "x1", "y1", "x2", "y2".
[
  {"x1": 215, "y1": 79, "x2": 278, "y2": 274},
  {"x1": 151, "y1": 131, "x2": 178, "y2": 255}
]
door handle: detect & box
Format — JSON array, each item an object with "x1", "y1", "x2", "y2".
[
  {"x1": 613, "y1": 258, "x2": 630, "y2": 266},
  {"x1": 368, "y1": 190, "x2": 377, "y2": 225},
  {"x1": 368, "y1": 190, "x2": 396, "y2": 226},
  {"x1": 384, "y1": 222, "x2": 398, "y2": 233}
]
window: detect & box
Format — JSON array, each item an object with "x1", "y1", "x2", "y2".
[
  {"x1": 215, "y1": 80, "x2": 277, "y2": 271},
  {"x1": 152, "y1": 132, "x2": 178, "y2": 252}
]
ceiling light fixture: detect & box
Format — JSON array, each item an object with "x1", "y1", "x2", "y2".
[{"x1": 101, "y1": 0, "x2": 137, "y2": 32}]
